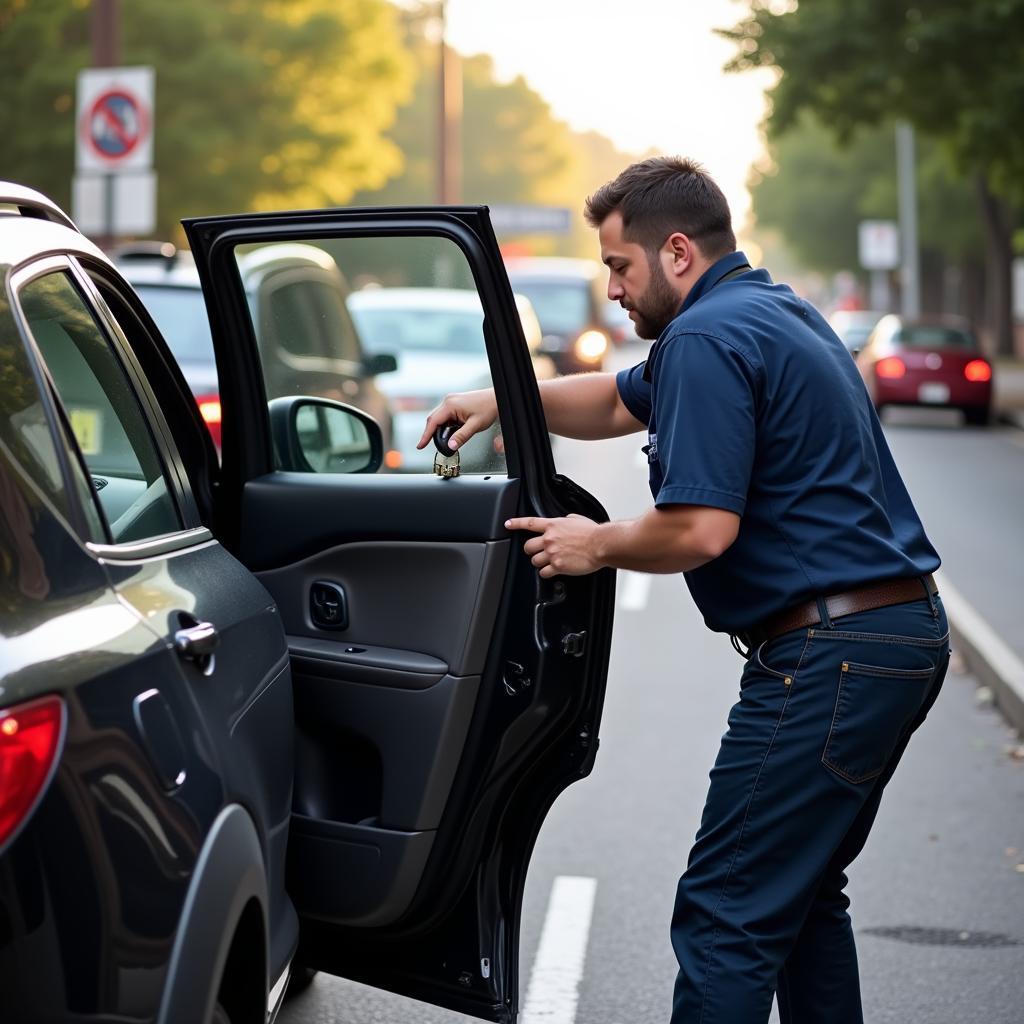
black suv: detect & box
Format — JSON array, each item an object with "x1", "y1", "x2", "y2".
[{"x1": 0, "y1": 184, "x2": 615, "y2": 1024}]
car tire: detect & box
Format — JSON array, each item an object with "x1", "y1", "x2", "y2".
[
  {"x1": 285, "y1": 965, "x2": 318, "y2": 998},
  {"x1": 964, "y1": 406, "x2": 989, "y2": 427}
]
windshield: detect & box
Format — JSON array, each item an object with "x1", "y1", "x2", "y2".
[
  {"x1": 348, "y1": 306, "x2": 484, "y2": 354},
  {"x1": 506, "y1": 279, "x2": 589, "y2": 335},
  {"x1": 133, "y1": 285, "x2": 214, "y2": 363},
  {"x1": 895, "y1": 326, "x2": 976, "y2": 349}
]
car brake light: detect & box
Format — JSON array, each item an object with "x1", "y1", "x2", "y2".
[
  {"x1": 196, "y1": 393, "x2": 222, "y2": 449},
  {"x1": 875, "y1": 356, "x2": 906, "y2": 379},
  {"x1": 964, "y1": 359, "x2": 992, "y2": 383},
  {"x1": 384, "y1": 449, "x2": 403, "y2": 469},
  {"x1": 0, "y1": 696, "x2": 64, "y2": 849}
]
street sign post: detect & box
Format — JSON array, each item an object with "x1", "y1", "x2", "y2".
[
  {"x1": 488, "y1": 205, "x2": 572, "y2": 236},
  {"x1": 74, "y1": 66, "x2": 155, "y2": 238},
  {"x1": 859, "y1": 220, "x2": 899, "y2": 312}
]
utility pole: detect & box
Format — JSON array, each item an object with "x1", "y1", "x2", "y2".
[
  {"x1": 896, "y1": 121, "x2": 920, "y2": 319},
  {"x1": 436, "y1": 0, "x2": 461, "y2": 205},
  {"x1": 91, "y1": 0, "x2": 119, "y2": 250}
]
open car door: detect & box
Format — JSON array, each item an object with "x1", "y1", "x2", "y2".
[{"x1": 184, "y1": 207, "x2": 616, "y2": 1022}]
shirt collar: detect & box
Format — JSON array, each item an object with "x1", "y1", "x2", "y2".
[
  {"x1": 679, "y1": 250, "x2": 752, "y2": 315},
  {"x1": 641, "y1": 251, "x2": 752, "y2": 384}
]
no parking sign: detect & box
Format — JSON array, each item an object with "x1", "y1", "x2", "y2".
[
  {"x1": 76, "y1": 67, "x2": 154, "y2": 173},
  {"x1": 74, "y1": 66, "x2": 155, "y2": 235}
]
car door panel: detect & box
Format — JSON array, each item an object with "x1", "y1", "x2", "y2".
[
  {"x1": 185, "y1": 208, "x2": 615, "y2": 1022},
  {"x1": 238, "y1": 473, "x2": 520, "y2": 570}
]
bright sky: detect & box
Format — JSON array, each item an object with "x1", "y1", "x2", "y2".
[{"x1": 442, "y1": 0, "x2": 776, "y2": 231}]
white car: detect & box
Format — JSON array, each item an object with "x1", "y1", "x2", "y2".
[{"x1": 347, "y1": 287, "x2": 553, "y2": 472}]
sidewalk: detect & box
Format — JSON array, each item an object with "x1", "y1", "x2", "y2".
[
  {"x1": 994, "y1": 358, "x2": 1024, "y2": 427},
  {"x1": 946, "y1": 357, "x2": 1024, "y2": 736}
]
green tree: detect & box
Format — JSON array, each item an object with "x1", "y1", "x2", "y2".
[
  {"x1": 722, "y1": 0, "x2": 1024, "y2": 353},
  {"x1": 751, "y1": 114, "x2": 983, "y2": 299},
  {"x1": 0, "y1": 0, "x2": 412, "y2": 239}
]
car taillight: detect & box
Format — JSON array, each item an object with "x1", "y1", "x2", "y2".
[
  {"x1": 0, "y1": 696, "x2": 64, "y2": 849},
  {"x1": 196, "y1": 393, "x2": 222, "y2": 449},
  {"x1": 964, "y1": 359, "x2": 992, "y2": 383},
  {"x1": 875, "y1": 356, "x2": 906, "y2": 379}
]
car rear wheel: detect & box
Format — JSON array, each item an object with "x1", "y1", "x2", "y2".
[
  {"x1": 964, "y1": 406, "x2": 989, "y2": 426},
  {"x1": 285, "y1": 965, "x2": 318, "y2": 998}
]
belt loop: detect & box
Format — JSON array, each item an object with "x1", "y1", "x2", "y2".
[
  {"x1": 815, "y1": 594, "x2": 834, "y2": 629},
  {"x1": 921, "y1": 575, "x2": 938, "y2": 617}
]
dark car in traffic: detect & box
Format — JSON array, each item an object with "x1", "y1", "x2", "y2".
[
  {"x1": 116, "y1": 241, "x2": 396, "y2": 453},
  {"x1": 504, "y1": 257, "x2": 611, "y2": 374},
  {"x1": 0, "y1": 183, "x2": 616, "y2": 1024},
  {"x1": 856, "y1": 314, "x2": 994, "y2": 425}
]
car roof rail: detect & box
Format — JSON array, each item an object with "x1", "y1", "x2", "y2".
[{"x1": 0, "y1": 182, "x2": 77, "y2": 230}]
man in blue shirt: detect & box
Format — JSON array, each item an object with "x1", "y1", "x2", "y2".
[{"x1": 420, "y1": 157, "x2": 949, "y2": 1023}]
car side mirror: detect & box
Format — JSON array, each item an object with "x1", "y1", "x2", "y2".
[
  {"x1": 363, "y1": 352, "x2": 398, "y2": 376},
  {"x1": 268, "y1": 396, "x2": 383, "y2": 474}
]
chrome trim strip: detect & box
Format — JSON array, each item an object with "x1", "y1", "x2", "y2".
[
  {"x1": 267, "y1": 961, "x2": 291, "y2": 1021},
  {"x1": 87, "y1": 526, "x2": 214, "y2": 561}
]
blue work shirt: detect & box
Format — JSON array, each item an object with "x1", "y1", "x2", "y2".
[{"x1": 616, "y1": 251, "x2": 940, "y2": 634}]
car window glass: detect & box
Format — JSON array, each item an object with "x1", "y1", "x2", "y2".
[
  {"x1": 0, "y1": 314, "x2": 75, "y2": 525},
  {"x1": 19, "y1": 272, "x2": 182, "y2": 544},
  {"x1": 895, "y1": 326, "x2": 976, "y2": 349},
  {"x1": 233, "y1": 236, "x2": 513, "y2": 476},
  {"x1": 505, "y1": 279, "x2": 588, "y2": 336},
  {"x1": 131, "y1": 284, "x2": 215, "y2": 364}
]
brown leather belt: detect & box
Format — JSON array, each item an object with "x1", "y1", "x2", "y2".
[{"x1": 739, "y1": 575, "x2": 938, "y2": 649}]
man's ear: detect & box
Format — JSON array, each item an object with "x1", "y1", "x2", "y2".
[{"x1": 664, "y1": 232, "x2": 695, "y2": 278}]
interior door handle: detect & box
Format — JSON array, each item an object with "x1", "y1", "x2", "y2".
[{"x1": 174, "y1": 620, "x2": 219, "y2": 675}]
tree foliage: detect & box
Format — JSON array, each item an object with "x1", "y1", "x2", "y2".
[
  {"x1": 751, "y1": 113, "x2": 983, "y2": 275},
  {"x1": 721, "y1": 0, "x2": 1024, "y2": 205},
  {"x1": 0, "y1": 0, "x2": 413, "y2": 238}
]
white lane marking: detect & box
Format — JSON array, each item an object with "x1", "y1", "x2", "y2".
[
  {"x1": 619, "y1": 571, "x2": 652, "y2": 611},
  {"x1": 520, "y1": 876, "x2": 598, "y2": 1024},
  {"x1": 938, "y1": 571, "x2": 1024, "y2": 702}
]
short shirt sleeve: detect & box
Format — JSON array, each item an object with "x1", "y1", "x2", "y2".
[
  {"x1": 616, "y1": 361, "x2": 651, "y2": 424},
  {"x1": 652, "y1": 332, "x2": 757, "y2": 514}
]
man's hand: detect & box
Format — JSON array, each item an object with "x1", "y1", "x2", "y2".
[
  {"x1": 418, "y1": 388, "x2": 498, "y2": 453},
  {"x1": 505, "y1": 514, "x2": 603, "y2": 578}
]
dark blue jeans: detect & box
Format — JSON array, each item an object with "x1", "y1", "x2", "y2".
[{"x1": 671, "y1": 594, "x2": 950, "y2": 1023}]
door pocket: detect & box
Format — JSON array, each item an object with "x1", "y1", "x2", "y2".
[{"x1": 821, "y1": 659, "x2": 935, "y2": 785}]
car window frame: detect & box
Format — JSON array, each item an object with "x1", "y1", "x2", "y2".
[
  {"x1": 191, "y1": 218, "x2": 538, "y2": 486},
  {"x1": 9, "y1": 255, "x2": 212, "y2": 561}
]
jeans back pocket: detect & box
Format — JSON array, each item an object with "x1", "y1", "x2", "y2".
[{"x1": 822, "y1": 659, "x2": 937, "y2": 784}]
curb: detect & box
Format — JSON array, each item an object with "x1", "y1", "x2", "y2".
[
  {"x1": 939, "y1": 572, "x2": 1024, "y2": 736},
  {"x1": 995, "y1": 409, "x2": 1024, "y2": 430}
]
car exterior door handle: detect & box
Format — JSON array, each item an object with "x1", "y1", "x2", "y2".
[{"x1": 174, "y1": 620, "x2": 219, "y2": 676}]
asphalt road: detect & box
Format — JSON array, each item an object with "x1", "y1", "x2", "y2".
[{"x1": 280, "y1": 343, "x2": 1024, "y2": 1024}]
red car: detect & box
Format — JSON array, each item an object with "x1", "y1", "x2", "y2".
[{"x1": 856, "y1": 315, "x2": 994, "y2": 425}]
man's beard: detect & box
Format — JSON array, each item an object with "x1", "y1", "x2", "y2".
[{"x1": 627, "y1": 256, "x2": 682, "y2": 340}]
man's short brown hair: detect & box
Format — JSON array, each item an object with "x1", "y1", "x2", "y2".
[{"x1": 584, "y1": 156, "x2": 736, "y2": 261}]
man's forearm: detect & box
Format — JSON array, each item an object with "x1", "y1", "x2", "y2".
[
  {"x1": 591, "y1": 507, "x2": 739, "y2": 573},
  {"x1": 537, "y1": 372, "x2": 644, "y2": 440}
]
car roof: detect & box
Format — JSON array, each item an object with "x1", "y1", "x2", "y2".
[
  {"x1": 0, "y1": 182, "x2": 108, "y2": 270},
  {"x1": 504, "y1": 257, "x2": 603, "y2": 282},
  {"x1": 117, "y1": 241, "x2": 342, "y2": 290},
  {"x1": 117, "y1": 251, "x2": 201, "y2": 287},
  {"x1": 347, "y1": 287, "x2": 484, "y2": 311}
]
